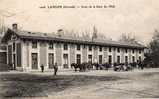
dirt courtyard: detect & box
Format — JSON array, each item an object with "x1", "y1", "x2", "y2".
[{"x1": 0, "y1": 68, "x2": 159, "y2": 99}]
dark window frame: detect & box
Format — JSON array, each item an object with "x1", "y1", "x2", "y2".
[
  {"x1": 77, "y1": 45, "x2": 81, "y2": 51},
  {"x1": 109, "y1": 47, "x2": 112, "y2": 52},
  {"x1": 117, "y1": 48, "x2": 120, "y2": 53},
  {"x1": 32, "y1": 41, "x2": 37, "y2": 48},
  {"x1": 89, "y1": 46, "x2": 92, "y2": 51},
  {"x1": 63, "y1": 44, "x2": 68, "y2": 50},
  {"x1": 49, "y1": 43, "x2": 54, "y2": 49},
  {"x1": 99, "y1": 46, "x2": 102, "y2": 52},
  {"x1": 125, "y1": 49, "x2": 128, "y2": 53}
]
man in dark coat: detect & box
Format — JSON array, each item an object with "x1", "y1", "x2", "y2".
[
  {"x1": 40, "y1": 64, "x2": 44, "y2": 72},
  {"x1": 54, "y1": 62, "x2": 58, "y2": 75}
]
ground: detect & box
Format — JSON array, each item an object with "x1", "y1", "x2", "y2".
[{"x1": 0, "y1": 68, "x2": 159, "y2": 99}]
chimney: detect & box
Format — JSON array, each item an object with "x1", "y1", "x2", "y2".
[
  {"x1": 57, "y1": 29, "x2": 64, "y2": 37},
  {"x1": 12, "y1": 23, "x2": 18, "y2": 31}
]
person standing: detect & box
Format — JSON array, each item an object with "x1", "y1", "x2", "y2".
[
  {"x1": 40, "y1": 64, "x2": 44, "y2": 72},
  {"x1": 54, "y1": 62, "x2": 58, "y2": 75}
]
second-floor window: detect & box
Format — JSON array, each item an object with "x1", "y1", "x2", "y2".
[
  {"x1": 99, "y1": 46, "x2": 102, "y2": 52},
  {"x1": 139, "y1": 49, "x2": 142, "y2": 54},
  {"x1": 64, "y1": 44, "x2": 68, "y2": 50},
  {"x1": 125, "y1": 49, "x2": 128, "y2": 53},
  {"x1": 32, "y1": 41, "x2": 37, "y2": 48},
  {"x1": 89, "y1": 46, "x2": 92, "y2": 51},
  {"x1": 117, "y1": 48, "x2": 120, "y2": 53},
  {"x1": 77, "y1": 45, "x2": 80, "y2": 50},
  {"x1": 49, "y1": 43, "x2": 54, "y2": 49},
  {"x1": 13, "y1": 42, "x2": 15, "y2": 51},
  {"x1": 109, "y1": 47, "x2": 112, "y2": 52},
  {"x1": 132, "y1": 49, "x2": 135, "y2": 53}
]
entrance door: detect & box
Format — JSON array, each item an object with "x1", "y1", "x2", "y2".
[
  {"x1": 32, "y1": 53, "x2": 38, "y2": 69},
  {"x1": 63, "y1": 54, "x2": 68, "y2": 68},
  {"x1": 88, "y1": 55, "x2": 92, "y2": 63},
  {"x1": 99, "y1": 55, "x2": 102, "y2": 64},
  {"x1": 108, "y1": 55, "x2": 112, "y2": 64},
  {"x1": 13, "y1": 54, "x2": 16, "y2": 70},
  {"x1": 76, "y1": 54, "x2": 81, "y2": 64},
  {"x1": 125, "y1": 56, "x2": 128, "y2": 63},
  {"x1": 48, "y1": 53, "x2": 54, "y2": 69}
]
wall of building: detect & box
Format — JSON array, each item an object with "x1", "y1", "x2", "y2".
[{"x1": 18, "y1": 40, "x2": 145, "y2": 71}]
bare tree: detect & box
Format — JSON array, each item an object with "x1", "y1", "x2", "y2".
[{"x1": 118, "y1": 33, "x2": 138, "y2": 44}]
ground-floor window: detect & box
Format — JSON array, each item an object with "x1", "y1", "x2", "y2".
[
  {"x1": 117, "y1": 56, "x2": 120, "y2": 63},
  {"x1": 99, "y1": 55, "x2": 102, "y2": 64},
  {"x1": 88, "y1": 55, "x2": 92, "y2": 63},
  {"x1": 132, "y1": 56, "x2": 135, "y2": 63},
  {"x1": 139, "y1": 56, "x2": 141, "y2": 62},
  {"x1": 76, "y1": 54, "x2": 81, "y2": 64},
  {"x1": 16, "y1": 43, "x2": 21, "y2": 67},
  {"x1": 48, "y1": 53, "x2": 54, "y2": 69},
  {"x1": 32, "y1": 53, "x2": 38, "y2": 69},
  {"x1": 108, "y1": 55, "x2": 112, "y2": 64},
  {"x1": 125, "y1": 56, "x2": 128, "y2": 63},
  {"x1": 8, "y1": 45, "x2": 12, "y2": 65},
  {"x1": 63, "y1": 54, "x2": 69, "y2": 68}
]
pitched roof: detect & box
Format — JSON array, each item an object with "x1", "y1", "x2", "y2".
[{"x1": 3, "y1": 29, "x2": 146, "y2": 49}]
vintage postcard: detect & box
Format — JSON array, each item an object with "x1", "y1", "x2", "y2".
[{"x1": 0, "y1": 0, "x2": 159, "y2": 98}]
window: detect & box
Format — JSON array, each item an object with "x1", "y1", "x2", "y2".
[
  {"x1": 108, "y1": 55, "x2": 112, "y2": 64},
  {"x1": 77, "y1": 45, "x2": 81, "y2": 50},
  {"x1": 89, "y1": 46, "x2": 92, "y2": 51},
  {"x1": 99, "y1": 55, "x2": 102, "y2": 64},
  {"x1": 48, "y1": 53, "x2": 54, "y2": 69},
  {"x1": 139, "y1": 49, "x2": 141, "y2": 54},
  {"x1": 99, "y1": 46, "x2": 102, "y2": 52},
  {"x1": 49, "y1": 43, "x2": 54, "y2": 49},
  {"x1": 32, "y1": 41, "x2": 37, "y2": 48},
  {"x1": 63, "y1": 54, "x2": 69, "y2": 68},
  {"x1": 63, "y1": 44, "x2": 68, "y2": 50},
  {"x1": 132, "y1": 49, "x2": 135, "y2": 53},
  {"x1": 125, "y1": 49, "x2": 128, "y2": 53},
  {"x1": 117, "y1": 48, "x2": 120, "y2": 53},
  {"x1": 109, "y1": 47, "x2": 112, "y2": 52},
  {"x1": 132, "y1": 56, "x2": 135, "y2": 62},
  {"x1": 139, "y1": 56, "x2": 141, "y2": 61},
  {"x1": 125, "y1": 56, "x2": 128, "y2": 63},
  {"x1": 76, "y1": 54, "x2": 81, "y2": 64},
  {"x1": 13, "y1": 42, "x2": 15, "y2": 52},
  {"x1": 31, "y1": 53, "x2": 38, "y2": 69},
  {"x1": 117, "y1": 56, "x2": 120, "y2": 63},
  {"x1": 88, "y1": 55, "x2": 92, "y2": 63}
]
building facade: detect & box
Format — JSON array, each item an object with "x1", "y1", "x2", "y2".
[{"x1": 2, "y1": 24, "x2": 145, "y2": 71}]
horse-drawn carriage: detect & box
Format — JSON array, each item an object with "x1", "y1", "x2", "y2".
[
  {"x1": 71, "y1": 62, "x2": 111, "y2": 72},
  {"x1": 71, "y1": 60, "x2": 145, "y2": 72},
  {"x1": 113, "y1": 63, "x2": 133, "y2": 71}
]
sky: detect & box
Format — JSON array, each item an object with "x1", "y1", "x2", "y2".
[{"x1": 0, "y1": 0, "x2": 159, "y2": 44}]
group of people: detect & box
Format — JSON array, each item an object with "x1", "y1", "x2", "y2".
[
  {"x1": 40, "y1": 60, "x2": 145, "y2": 74},
  {"x1": 40, "y1": 62, "x2": 58, "y2": 75},
  {"x1": 71, "y1": 60, "x2": 145, "y2": 72}
]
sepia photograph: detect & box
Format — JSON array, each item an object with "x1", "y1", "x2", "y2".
[{"x1": 0, "y1": 0, "x2": 159, "y2": 98}]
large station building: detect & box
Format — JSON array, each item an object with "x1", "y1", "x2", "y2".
[{"x1": 1, "y1": 24, "x2": 145, "y2": 71}]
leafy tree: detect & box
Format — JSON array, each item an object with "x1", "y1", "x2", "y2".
[{"x1": 149, "y1": 29, "x2": 159, "y2": 67}]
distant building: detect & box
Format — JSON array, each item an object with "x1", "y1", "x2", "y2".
[{"x1": 1, "y1": 24, "x2": 145, "y2": 71}]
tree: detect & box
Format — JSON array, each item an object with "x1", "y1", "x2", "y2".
[
  {"x1": 149, "y1": 29, "x2": 159, "y2": 67},
  {"x1": 118, "y1": 33, "x2": 137, "y2": 43}
]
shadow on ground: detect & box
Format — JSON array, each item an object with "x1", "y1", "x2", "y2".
[{"x1": 0, "y1": 73, "x2": 123, "y2": 98}]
